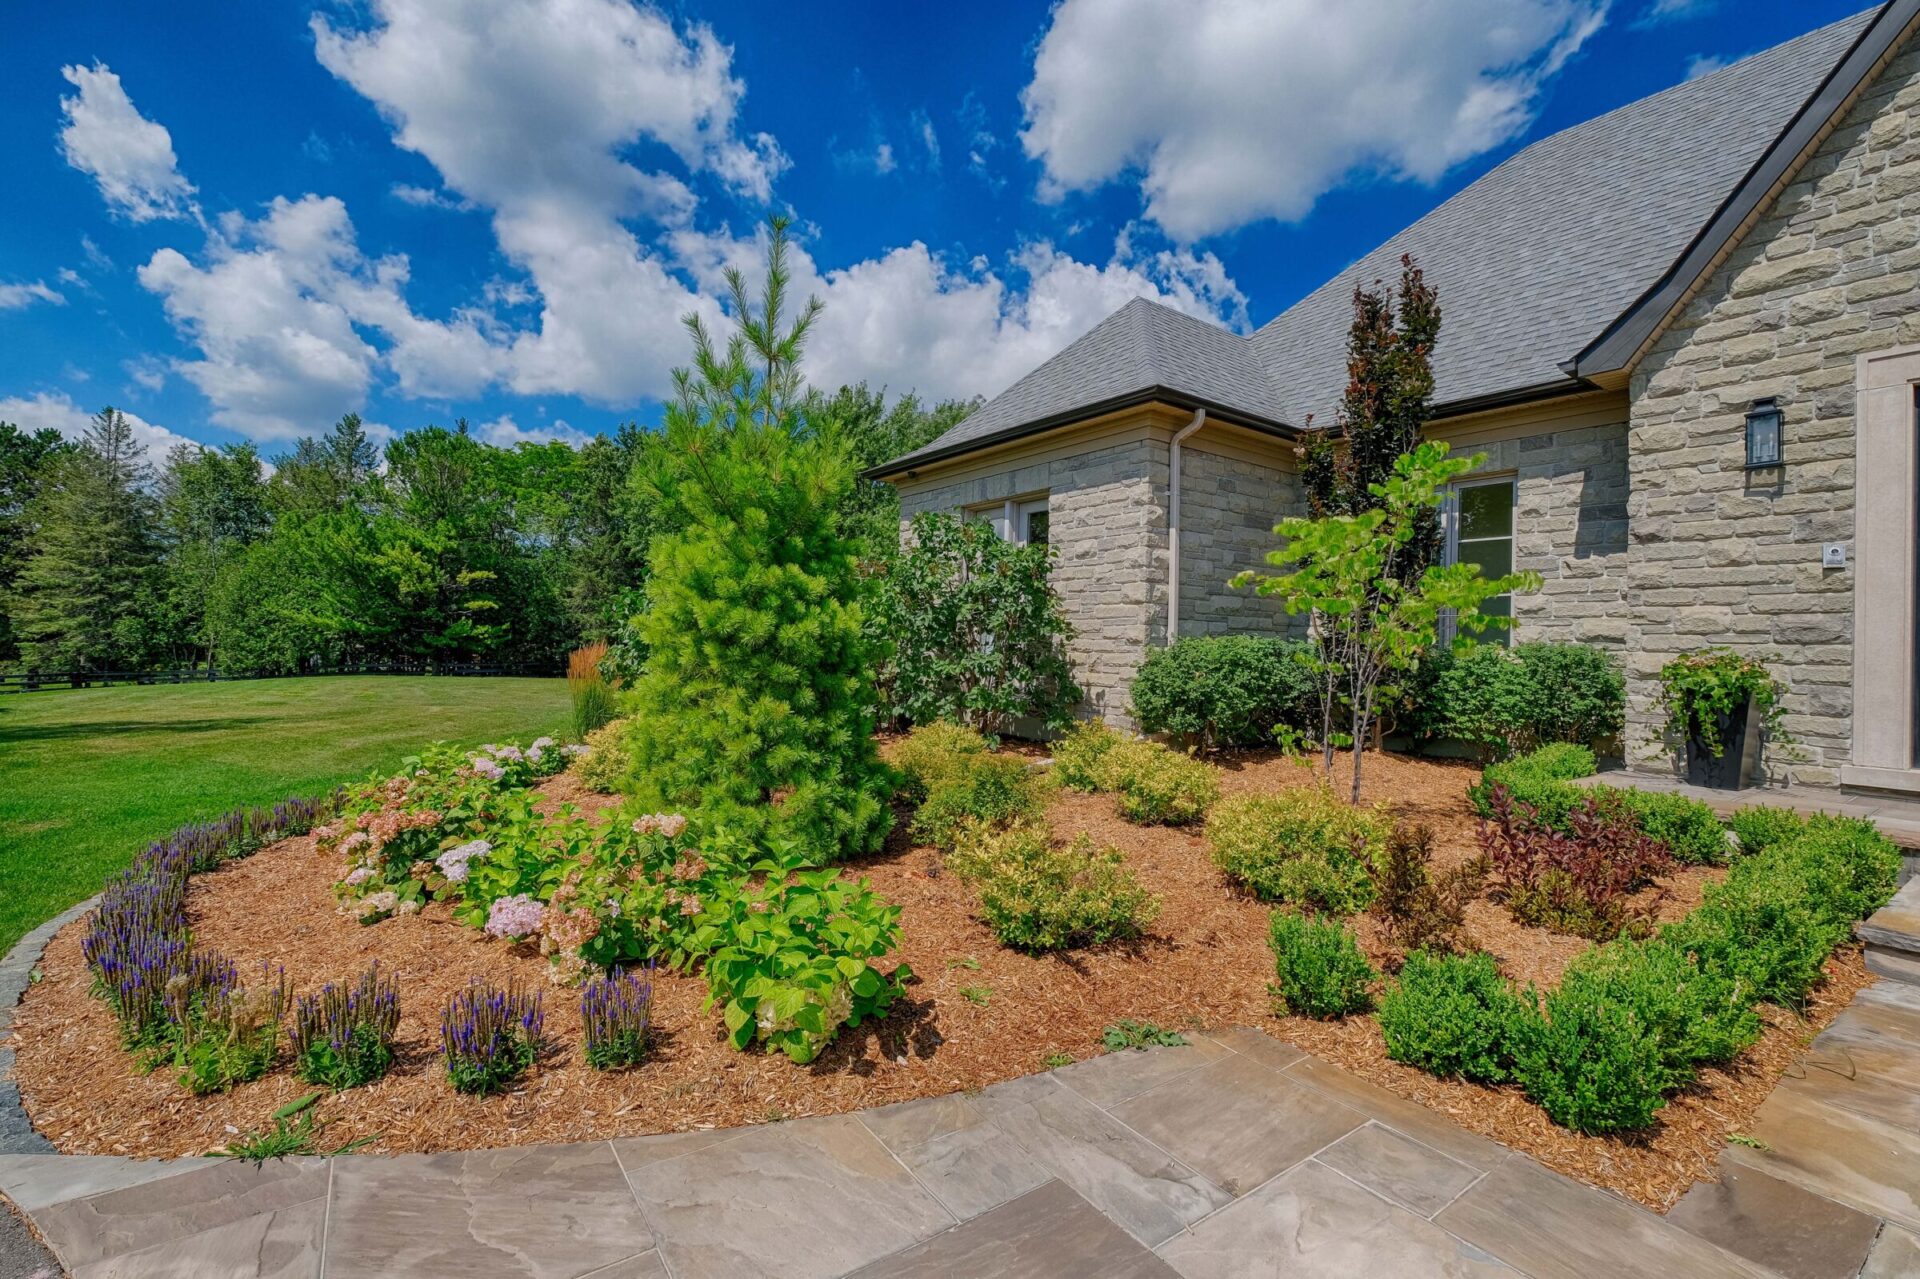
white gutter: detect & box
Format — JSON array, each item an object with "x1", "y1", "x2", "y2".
[{"x1": 1167, "y1": 408, "x2": 1207, "y2": 644}]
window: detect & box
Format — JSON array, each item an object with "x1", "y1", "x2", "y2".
[
  {"x1": 969, "y1": 496, "x2": 1049, "y2": 547},
  {"x1": 1444, "y1": 477, "x2": 1516, "y2": 644}
]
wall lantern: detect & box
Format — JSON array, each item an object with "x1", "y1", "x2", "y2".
[{"x1": 1745, "y1": 396, "x2": 1783, "y2": 468}]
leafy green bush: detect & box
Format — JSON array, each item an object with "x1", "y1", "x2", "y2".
[
  {"x1": 1268, "y1": 911, "x2": 1376, "y2": 1019},
  {"x1": 1051, "y1": 722, "x2": 1122, "y2": 791},
  {"x1": 1557, "y1": 936, "x2": 1760, "y2": 1089},
  {"x1": 1378, "y1": 951, "x2": 1530, "y2": 1083},
  {"x1": 913, "y1": 755, "x2": 1048, "y2": 851},
  {"x1": 948, "y1": 821, "x2": 1160, "y2": 951},
  {"x1": 700, "y1": 866, "x2": 909, "y2": 1063},
  {"x1": 1618, "y1": 790, "x2": 1729, "y2": 866},
  {"x1": 1207, "y1": 786, "x2": 1390, "y2": 913},
  {"x1": 888, "y1": 722, "x2": 991, "y2": 804},
  {"x1": 1515, "y1": 980, "x2": 1669, "y2": 1134},
  {"x1": 1432, "y1": 642, "x2": 1625, "y2": 760},
  {"x1": 1128, "y1": 636, "x2": 1316, "y2": 749},
  {"x1": 570, "y1": 718, "x2": 632, "y2": 793},
  {"x1": 1097, "y1": 738, "x2": 1219, "y2": 825},
  {"x1": 1728, "y1": 805, "x2": 1806, "y2": 857},
  {"x1": 1467, "y1": 743, "x2": 1595, "y2": 821},
  {"x1": 1102, "y1": 1020, "x2": 1187, "y2": 1050},
  {"x1": 1655, "y1": 648, "x2": 1790, "y2": 761},
  {"x1": 873, "y1": 511, "x2": 1081, "y2": 734}
]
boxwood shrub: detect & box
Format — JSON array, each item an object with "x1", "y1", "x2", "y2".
[
  {"x1": 1467, "y1": 742, "x2": 1595, "y2": 821},
  {"x1": 1515, "y1": 979, "x2": 1669, "y2": 1134},
  {"x1": 1268, "y1": 911, "x2": 1376, "y2": 1019},
  {"x1": 1428, "y1": 641, "x2": 1626, "y2": 760},
  {"x1": 1377, "y1": 951, "x2": 1531, "y2": 1083},
  {"x1": 1207, "y1": 786, "x2": 1390, "y2": 914},
  {"x1": 1129, "y1": 636, "x2": 1316, "y2": 750}
]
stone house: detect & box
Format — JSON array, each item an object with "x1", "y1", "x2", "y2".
[{"x1": 872, "y1": 2, "x2": 1920, "y2": 794}]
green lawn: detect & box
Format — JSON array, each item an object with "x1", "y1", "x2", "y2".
[{"x1": 0, "y1": 676, "x2": 570, "y2": 954}]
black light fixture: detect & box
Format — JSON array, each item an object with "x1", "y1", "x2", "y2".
[{"x1": 1745, "y1": 396, "x2": 1783, "y2": 468}]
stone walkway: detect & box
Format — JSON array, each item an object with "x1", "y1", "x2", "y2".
[{"x1": 6, "y1": 1025, "x2": 1913, "y2": 1279}]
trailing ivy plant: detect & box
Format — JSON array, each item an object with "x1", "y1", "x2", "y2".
[
  {"x1": 1234, "y1": 441, "x2": 1538, "y2": 802},
  {"x1": 873, "y1": 511, "x2": 1080, "y2": 734},
  {"x1": 1654, "y1": 648, "x2": 1790, "y2": 760}
]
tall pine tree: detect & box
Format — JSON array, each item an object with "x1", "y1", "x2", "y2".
[
  {"x1": 12, "y1": 408, "x2": 160, "y2": 671},
  {"x1": 626, "y1": 217, "x2": 892, "y2": 860}
]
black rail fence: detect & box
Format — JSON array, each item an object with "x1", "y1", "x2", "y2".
[{"x1": 0, "y1": 660, "x2": 563, "y2": 693}]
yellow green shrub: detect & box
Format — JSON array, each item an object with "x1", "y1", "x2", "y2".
[
  {"x1": 1207, "y1": 785, "x2": 1390, "y2": 913},
  {"x1": 1096, "y1": 738, "x2": 1218, "y2": 825},
  {"x1": 948, "y1": 820, "x2": 1159, "y2": 951},
  {"x1": 569, "y1": 719, "x2": 633, "y2": 793},
  {"x1": 886, "y1": 722, "x2": 992, "y2": 803}
]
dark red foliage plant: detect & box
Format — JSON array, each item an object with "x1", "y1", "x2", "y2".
[{"x1": 1478, "y1": 785, "x2": 1670, "y2": 941}]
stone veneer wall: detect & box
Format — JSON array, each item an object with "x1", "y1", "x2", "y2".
[
  {"x1": 1438, "y1": 413, "x2": 1633, "y2": 648},
  {"x1": 1622, "y1": 35, "x2": 1920, "y2": 785},
  {"x1": 1175, "y1": 441, "x2": 1301, "y2": 638},
  {"x1": 896, "y1": 431, "x2": 1168, "y2": 725}
]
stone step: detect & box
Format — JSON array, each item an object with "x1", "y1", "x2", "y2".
[{"x1": 1858, "y1": 875, "x2": 1920, "y2": 986}]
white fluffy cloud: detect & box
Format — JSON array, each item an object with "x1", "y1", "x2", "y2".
[
  {"x1": 473, "y1": 414, "x2": 592, "y2": 447},
  {"x1": 0, "y1": 280, "x2": 64, "y2": 311},
  {"x1": 671, "y1": 224, "x2": 1249, "y2": 403},
  {"x1": 1021, "y1": 0, "x2": 1607, "y2": 240},
  {"x1": 0, "y1": 391, "x2": 200, "y2": 470},
  {"x1": 137, "y1": 194, "x2": 496, "y2": 437},
  {"x1": 58, "y1": 63, "x2": 198, "y2": 223}
]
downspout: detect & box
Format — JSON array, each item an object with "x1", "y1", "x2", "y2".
[{"x1": 1167, "y1": 408, "x2": 1207, "y2": 644}]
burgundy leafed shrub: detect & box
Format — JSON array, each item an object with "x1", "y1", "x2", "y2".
[{"x1": 1478, "y1": 785, "x2": 1669, "y2": 941}]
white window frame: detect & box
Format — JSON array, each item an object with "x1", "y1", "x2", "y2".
[
  {"x1": 1440, "y1": 474, "x2": 1516, "y2": 645},
  {"x1": 968, "y1": 495, "x2": 1049, "y2": 546}
]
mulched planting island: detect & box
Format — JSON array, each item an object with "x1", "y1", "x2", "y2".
[{"x1": 7, "y1": 749, "x2": 1870, "y2": 1211}]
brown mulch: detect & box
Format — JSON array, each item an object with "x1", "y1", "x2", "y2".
[{"x1": 6, "y1": 749, "x2": 1867, "y2": 1212}]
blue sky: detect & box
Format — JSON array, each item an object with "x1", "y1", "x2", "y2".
[{"x1": 0, "y1": 0, "x2": 1870, "y2": 462}]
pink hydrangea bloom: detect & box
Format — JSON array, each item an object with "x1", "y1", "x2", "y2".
[
  {"x1": 470, "y1": 756, "x2": 505, "y2": 782},
  {"x1": 485, "y1": 893, "x2": 545, "y2": 939},
  {"x1": 344, "y1": 866, "x2": 373, "y2": 888}
]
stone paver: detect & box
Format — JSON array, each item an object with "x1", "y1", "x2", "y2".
[
  {"x1": 1724, "y1": 1087, "x2": 1920, "y2": 1233},
  {"x1": 1667, "y1": 1161, "x2": 1881, "y2": 1279},
  {"x1": 622, "y1": 1114, "x2": 955, "y2": 1279},
  {"x1": 325, "y1": 1142, "x2": 655, "y2": 1279},
  {"x1": 1862, "y1": 1224, "x2": 1920, "y2": 1279},
  {"x1": 0, "y1": 1026, "x2": 1857, "y2": 1278},
  {"x1": 1157, "y1": 1159, "x2": 1514, "y2": 1278},
  {"x1": 845, "y1": 1180, "x2": 1178, "y2": 1279},
  {"x1": 1315, "y1": 1121, "x2": 1483, "y2": 1219}
]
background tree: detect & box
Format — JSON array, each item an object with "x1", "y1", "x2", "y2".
[
  {"x1": 11, "y1": 408, "x2": 160, "y2": 671},
  {"x1": 811, "y1": 382, "x2": 976, "y2": 563},
  {"x1": 0, "y1": 422, "x2": 75, "y2": 663},
  {"x1": 154, "y1": 442, "x2": 270, "y2": 667},
  {"x1": 625, "y1": 216, "x2": 893, "y2": 860},
  {"x1": 1300, "y1": 254, "x2": 1443, "y2": 577}
]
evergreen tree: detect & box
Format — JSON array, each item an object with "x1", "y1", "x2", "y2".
[
  {"x1": 269, "y1": 413, "x2": 379, "y2": 518},
  {"x1": 627, "y1": 217, "x2": 893, "y2": 859},
  {"x1": 1300, "y1": 254, "x2": 1442, "y2": 576},
  {"x1": 12, "y1": 408, "x2": 159, "y2": 671},
  {"x1": 0, "y1": 422, "x2": 75, "y2": 663}
]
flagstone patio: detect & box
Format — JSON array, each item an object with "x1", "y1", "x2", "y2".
[{"x1": 4, "y1": 1023, "x2": 1915, "y2": 1279}]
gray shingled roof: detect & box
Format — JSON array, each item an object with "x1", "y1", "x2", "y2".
[
  {"x1": 876, "y1": 8, "x2": 1876, "y2": 476},
  {"x1": 1250, "y1": 8, "x2": 1875, "y2": 423},
  {"x1": 878, "y1": 297, "x2": 1287, "y2": 472}
]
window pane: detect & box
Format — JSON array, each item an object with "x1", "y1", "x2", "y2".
[
  {"x1": 1025, "y1": 510, "x2": 1050, "y2": 547},
  {"x1": 1458, "y1": 482, "x2": 1513, "y2": 539},
  {"x1": 1458, "y1": 537, "x2": 1512, "y2": 580},
  {"x1": 1475, "y1": 594, "x2": 1513, "y2": 646}
]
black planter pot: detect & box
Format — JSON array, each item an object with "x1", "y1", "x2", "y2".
[{"x1": 1684, "y1": 695, "x2": 1761, "y2": 790}]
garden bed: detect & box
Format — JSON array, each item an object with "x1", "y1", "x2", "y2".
[{"x1": 6, "y1": 747, "x2": 1869, "y2": 1211}]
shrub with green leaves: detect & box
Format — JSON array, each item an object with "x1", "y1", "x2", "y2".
[
  {"x1": 1557, "y1": 937, "x2": 1760, "y2": 1089},
  {"x1": 912, "y1": 754, "x2": 1048, "y2": 850},
  {"x1": 569, "y1": 718, "x2": 633, "y2": 794},
  {"x1": 1208, "y1": 786, "x2": 1390, "y2": 913},
  {"x1": 1617, "y1": 790, "x2": 1728, "y2": 866},
  {"x1": 1097, "y1": 738, "x2": 1219, "y2": 825},
  {"x1": 1128, "y1": 636, "x2": 1317, "y2": 750},
  {"x1": 290, "y1": 966, "x2": 401, "y2": 1091},
  {"x1": 1515, "y1": 982, "x2": 1669, "y2": 1134},
  {"x1": 1378, "y1": 951, "x2": 1531, "y2": 1083},
  {"x1": 948, "y1": 820, "x2": 1160, "y2": 951},
  {"x1": 888, "y1": 722, "x2": 992, "y2": 804},
  {"x1": 1728, "y1": 805, "x2": 1806, "y2": 857},
  {"x1": 1467, "y1": 743, "x2": 1595, "y2": 821},
  {"x1": 1268, "y1": 911, "x2": 1376, "y2": 1019},
  {"x1": 1432, "y1": 642, "x2": 1625, "y2": 760},
  {"x1": 1102, "y1": 1019, "x2": 1188, "y2": 1051},
  {"x1": 872, "y1": 510, "x2": 1081, "y2": 734},
  {"x1": 1051, "y1": 722, "x2": 1122, "y2": 791}
]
